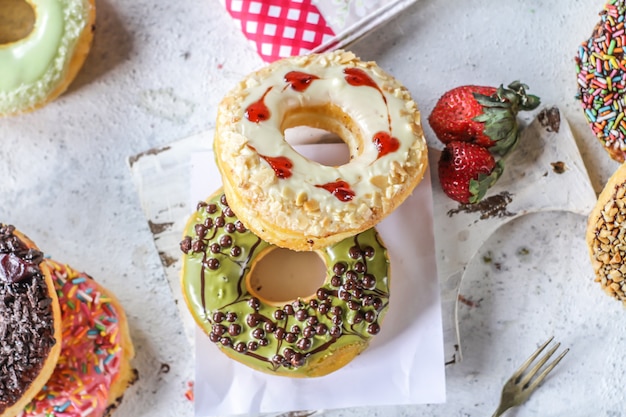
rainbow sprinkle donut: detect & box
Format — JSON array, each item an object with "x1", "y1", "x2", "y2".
[
  {"x1": 181, "y1": 191, "x2": 390, "y2": 378},
  {"x1": 20, "y1": 260, "x2": 136, "y2": 417},
  {"x1": 0, "y1": 0, "x2": 95, "y2": 116},
  {"x1": 576, "y1": 0, "x2": 626, "y2": 162}
]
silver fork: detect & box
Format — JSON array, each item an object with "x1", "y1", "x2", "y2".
[{"x1": 491, "y1": 336, "x2": 569, "y2": 417}]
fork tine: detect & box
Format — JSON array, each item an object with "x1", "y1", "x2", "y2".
[
  {"x1": 512, "y1": 336, "x2": 554, "y2": 381},
  {"x1": 525, "y1": 347, "x2": 569, "y2": 392},
  {"x1": 519, "y1": 342, "x2": 561, "y2": 388}
]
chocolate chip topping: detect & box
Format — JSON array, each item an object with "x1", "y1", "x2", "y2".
[{"x1": 0, "y1": 224, "x2": 56, "y2": 412}]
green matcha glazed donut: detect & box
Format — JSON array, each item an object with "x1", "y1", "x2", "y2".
[
  {"x1": 180, "y1": 190, "x2": 391, "y2": 378},
  {"x1": 0, "y1": 0, "x2": 95, "y2": 116}
]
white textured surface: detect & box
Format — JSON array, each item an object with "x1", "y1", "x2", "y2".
[{"x1": 0, "y1": 0, "x2": 619, "y2": 416}]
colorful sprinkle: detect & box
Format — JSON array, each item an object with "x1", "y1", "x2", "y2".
[
  {"x1": 19, "y1": 261, "x2": 125, "y2": 417},
  {"x1": 576, "y1": 0, "x2": 626, "y2": 159}
]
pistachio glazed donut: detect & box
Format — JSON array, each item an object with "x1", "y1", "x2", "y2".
[
  {"x1": 180, "y1": 191, "x2": 391, "y2": 378},
  {"x1": 214, "y1": 50, "x2": 428, "y2": 251},
  {"x1": 0, "y1": 0, "x2": 95, "y2": 116}
]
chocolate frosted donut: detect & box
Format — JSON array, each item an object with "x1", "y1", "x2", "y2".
[
  {"x1": 0, "y1": 224, "x2": 61, "y2": 417},
  {"x1": 180, "y1": 191, "x2": 390, "y2": 377}
]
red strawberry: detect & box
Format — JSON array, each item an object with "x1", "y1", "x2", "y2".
[
  {"x1": 438, "y1": 141, "x2": 504, "y2": 204},
  {"x1": 428, "y1": 81, "x2": 540, "y2": 155}
]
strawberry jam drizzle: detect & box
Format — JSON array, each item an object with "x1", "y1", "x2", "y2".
[
  {"x1": 315, "y1": 180, "x2": 355, "y2": 202},
  {"x1": 248, "y1": 145, "x2": 293, "y2": 179},
  {"x1": 283, "y1": 71, "x2": 319, "y2": 92},
  {"x1": 373, "y1": 131, "x2": 400, "y2": 159},
  {"x1": 343, "y1": 68, "x2": 398, "y2": 159},
  {"x1": 245, "y1": 87, "x2": 273, "y2": 123}
]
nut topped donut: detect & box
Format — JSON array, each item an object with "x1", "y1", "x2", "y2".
[
  {"x1": 0, "y1": 0, "x2": 96, "y2": 116},
  {"x1": 180, "y1": 191, "x2": 390, "y2": 377},
  {"x1": 0, "y1": 224, "x2": 61, "y2": 417},
  {"x1": 587, "y1": 162, "x2": 626, "y2": 304},
  {"x1": 214, "y1": 50, "x2": 428, "y2": 251}
]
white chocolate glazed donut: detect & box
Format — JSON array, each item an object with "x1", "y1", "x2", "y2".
[
  {"x1": 214, "y1": 50, "x2": 428, "y2": 251},
  {"x1": 0, "y1": 0, "x2": 95, "y2": 117}
]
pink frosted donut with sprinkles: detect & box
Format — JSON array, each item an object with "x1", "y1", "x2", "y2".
[
  {"x1": 214, "y1": 50, "x2": 428, "y2": 251},
  {"x1": 19, "y1": 260, "x2": 136, "y2": 417},
  {"x1": 576, "y1": 0, "x2": 626, "y2": 162}
]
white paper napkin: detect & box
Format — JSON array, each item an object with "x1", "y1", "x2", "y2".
[{"x1": 190, "y1": 143, "x2": 445, "y2": 416}]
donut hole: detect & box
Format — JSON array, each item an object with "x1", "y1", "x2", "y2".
[
  {"x1": 247, "y1": 247, "x2": 326, "y2": 305},
  {"x1": 281, "y1": 105, "x2": 360, "y2": 166},
  {"x1": 0, "y1": 0, "x2": 35, "y2": 45}
]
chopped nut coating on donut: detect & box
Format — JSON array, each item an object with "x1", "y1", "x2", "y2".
[{"x1": 214, "y1": 50, "x2": 428, "y2": 251}]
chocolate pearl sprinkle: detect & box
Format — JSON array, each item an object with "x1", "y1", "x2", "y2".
[
  {"x1": 283, "y1": 304, "x2": 295, "y2": 315},
  {"x1": 330, "y1": 326, "x2": 342, "y2": 338},
  {"x1": 196, "y1": 201, "x2": 207, "y2": 210},
  {"x1": 213, "y1": 324, "x2": 226, "y2": 336},
  {"x1": 274, "y1": 309, "x2": 285, "y2": 320},
  {"x1": 264, "y1": 322, "x2": 276, "y2": 332},
  {"x1": 291, "y1": 353, "x2": 305, "y2": 367},
  {"x1": 364, "y1": 246, "x2": 375, "y2": 258},
  {"x1": 194, "y1": 224, "x2": 207, "y2": 238},
  {"x1": 333, "y1": 262, "x2": 347, "y2": 275},
  {"x1": 309, "y1": 299, "x2": 318, "y2": 309},
  {"x1": 274, "y1": 328, "x2": 286, "y2": 340},
  {"x1": 206, "y1": 258, "x2": 219, "y2": 270},
  {"x1": 220, "y1": 337, "x2": 232, "y2": 347},
  {"x1": 220, "y1": 194, "x2": 229, "y2": 206},
  {"x1": 191, "y1": 240, "x2": 205, "y2": 253},
  {"x1": 180, "y1": 237, "x2": 192, "y2": 253},
  {"x1": 364, "y1": 310, "x2": 376, "y2": 323},
  {"x1": 290, "y1": 325, "x2": 301, "y2": 334},
  {"x1": 235, "y1": 342, "x2": 247, "y2": 353},
  {"x1": 367, "y1": 323, "x2": 381, "y2": 335},
  {"x1": 345, "y1": 270, "x2": 358, "y2": 282},
  {"x1": 246, "y1": 314, "x2": 259, "y2": 327},
  {"x1": 354, "y1": 262, "x2": 366, "y2": 273},
  {"x1": 228, "y1": 324, "x2": 241, "y2": 336},
  {"x1": 295, "y1": 309, "x2": 308, "y2": 321},
  {"x1": 219, "y1": 235, "x2": 232, "y2": 248},
  {"x1": 349, "y1": 246, "x2": 362, "y2": 259},
  {"x1": 297, "y1": 338, "x2": 311, "y2": 351},
  {"x1": 362, "y1": 274, "x2": 376, "y2": 289},
  {"x1": 330, "y1": 275, "x2": 342, "y2": 287},
  {"x1": 230, "y1": 246, "x2": 242, "y2": 257},
  {"x1": 303, "y1": 326, "x2": 315, "y2": 338},
  {"x1": 283, "y1": 348, "x2": 295, "y2": 359},
  {"x1": 285, "y1": 333, "x2": 297, "y2": 343},
  {"x1": 316, "y1": 288, "x2": 328, "y2": 300},
  {"x1": 315, "y1": 323, "x2": 327, "y2": 335},
  {"x1": 225, "y1": 223, "x2": 236, "y2": 233},
  {"x1": 235, "y1": 221, "x2": 246, "y2": 232},
  {"x1": 248, "y1": 298, "x2": 260, "y2": 310},
  {"x1": 210, "y1": 243, "x2": 221, "y2": 254},
  {"x1": 248, "y1": 341, "x2": 259, "y2": 351},
  {"x1": 203, "y1": 217, "x2": 213, "y2": 228},
  {"x1": 213, "y1": 312, "x2": 226, "y2": 323},
  {"x1": 226, "y1": 312, "x2": 237, "y2": 322},
  {"x1": 209, "y1": 332, "x2": 220, "y2": 342},
  {"x1": 223, "y1": 207, "x2": 235, "y2": 217},
  {"x1": 215, "y1": 216, "x2": 226, "y2": 228},
  {"x1": 207, "y1": 203, "x2": 218, "y2": 214},
  {"x1": 252, "y1": 328, "x2": 265, "y2": 339},
  {"x1": 259, "y1": 338, "x2": 269, "y2": 347},
  {"x1": 348, "y1": 300, "x2": 359, "y2": 310}
]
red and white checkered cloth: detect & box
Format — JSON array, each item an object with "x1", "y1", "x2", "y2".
[{"x1": 220, "y1": 0, "x2": 336, "y2": 62}]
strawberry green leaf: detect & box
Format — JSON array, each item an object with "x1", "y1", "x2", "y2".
[{"x1": 468, "y1": 159, "x2": 505, "y2": 204}]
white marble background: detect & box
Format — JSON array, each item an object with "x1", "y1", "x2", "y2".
[{"x1": 0, "y1": 0, "x2": 620, "y2": 416}]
